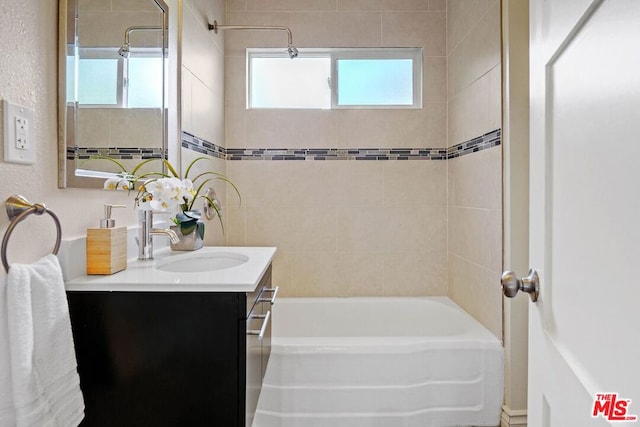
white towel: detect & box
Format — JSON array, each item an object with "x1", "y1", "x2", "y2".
[{"x1": 3, "y1": 254, "x2": 84, "y2": 427}]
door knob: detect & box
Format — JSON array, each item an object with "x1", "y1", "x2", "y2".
[{"x1": 501, "y1": 269, "x2": 539, "y2": 302}]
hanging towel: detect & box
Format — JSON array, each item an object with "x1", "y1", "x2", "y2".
[
  {"x1": 0, "y1": 268, "x2": 17, "y2": 425},
  {"x1": 4, "y1": 254, "x2": 84, "y2": 427}
]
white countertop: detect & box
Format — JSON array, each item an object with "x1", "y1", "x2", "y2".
[{"x1": 65, "y1": 246, "x2": 277, "y2": 293}]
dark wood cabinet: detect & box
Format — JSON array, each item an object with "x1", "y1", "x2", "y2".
[{"x1": 67, "y1": 265, "x2": 272, "y2": 427}]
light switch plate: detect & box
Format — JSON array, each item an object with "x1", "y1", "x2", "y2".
[{"x1": 3, "y1": 99, "x2": 35, "y2": 165}]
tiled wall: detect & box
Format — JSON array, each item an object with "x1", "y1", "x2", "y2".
[
  {"x1": 78, "y1": 0, "x2": 163, "y2": 48},
  {"x1": 182, "y1": 0, "x2": 504, "y2": 338},
  {"x1": 446, "y1": 0, "x2": 502, "y2": 338},
  {"x1": 223, "y1": 0, "x2": 450, "y2": 297},
  {"x1": 181, "y1": 0, "x2": 228, "y2": 246}
]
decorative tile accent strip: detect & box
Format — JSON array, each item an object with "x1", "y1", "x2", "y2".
[
  {"x1": 181, "y1": 132, "x2": 226, "y2": 159},
  {"x1": 446, "y1": 129, "x2": 501, "y2": 159},
  {"x1": 67, "y1": 146, "x2": 165, "y2": 160},
  {"x1": 68, "y1": 129, "x2": 500, "y2": 163},
  {"x1": 225, "y1": 147, "x2": 448, "y2": 161}
]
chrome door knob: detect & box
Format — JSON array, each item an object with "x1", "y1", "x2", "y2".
[{"x1": 501, "y1": 269, "x2": 539, "y2": 302}]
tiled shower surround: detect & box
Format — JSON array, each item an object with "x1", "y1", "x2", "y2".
[{"x1": 176, "y1": 0, "x2": 503, "y2": 339}]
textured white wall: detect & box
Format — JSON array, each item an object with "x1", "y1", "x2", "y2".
[{"x1": 0, "y1": 0, "x2": 141, "y2": 281}]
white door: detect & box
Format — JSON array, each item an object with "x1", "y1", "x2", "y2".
[{"x1": 526, "y1": 0, "x2": 640, "y2": 425}]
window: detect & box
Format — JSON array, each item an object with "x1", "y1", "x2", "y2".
[
  {"x1": 69, "y1": 48, "x2": 164, "y2": 108},
  {"x1": 247, "y1": 48, "x2": 422, "y2": 109}
]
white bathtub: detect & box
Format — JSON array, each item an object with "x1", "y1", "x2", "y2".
[{"x1": 254, "y1": 297, "x2": 503, "y2": 427}]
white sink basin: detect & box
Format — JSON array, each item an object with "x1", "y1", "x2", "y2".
[{"x1": 155, "y1": 252, "x2": 249, "y2": 273}]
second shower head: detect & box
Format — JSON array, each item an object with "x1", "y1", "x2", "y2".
[{"x1": 209, "y1": 20, "x2": 299, "y2": 59}]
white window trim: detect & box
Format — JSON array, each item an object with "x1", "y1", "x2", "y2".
[{"x1": 247, "y1": 47, "x2": 423, "y2": 110}]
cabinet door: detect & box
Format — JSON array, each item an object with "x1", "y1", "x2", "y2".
[{"x1": 68, "y1": 291, "x2": 243, "y2": 427}]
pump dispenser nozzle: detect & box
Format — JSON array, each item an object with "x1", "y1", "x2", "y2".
[{"x1": 100, "y1": 204, "x2": 126, "y2": 228}]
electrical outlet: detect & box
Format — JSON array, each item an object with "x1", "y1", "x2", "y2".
[{"x1": 3, "y1": 99, "x2": 35, "y2": 164}]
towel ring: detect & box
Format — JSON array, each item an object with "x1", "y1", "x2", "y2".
[{"x1": 1, "y1": 195, "x2": 62, "y2": 273}]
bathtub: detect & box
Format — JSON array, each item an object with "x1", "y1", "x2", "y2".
[{"x1": 253, "y1": 297, "x2": 503, "y2": 427}]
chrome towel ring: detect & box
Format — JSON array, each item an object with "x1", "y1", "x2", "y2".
[{"x1": 1, "y1": 195, "x2": 62, "y2": 273}]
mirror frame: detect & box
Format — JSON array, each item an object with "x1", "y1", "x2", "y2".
[{"x1": 57, "y1": 0, "x2": 169, "y2": 188}]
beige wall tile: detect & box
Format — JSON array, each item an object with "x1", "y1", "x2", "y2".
[
  {"x1": 451, "y1": 1, "x2": 500, "y2": 96},
  {"x1": 381, "y1": 0, "x2": 429, "y2": 11},
  {"x1": 337, "y1": 252, "x2": 385, "y2": 295},
  {"x1": 337, "y1": 205, "x2": 386, "y2": 253},
  {"x1": 291, "y1": 206, "x2": 338, "y2": 251},
  {"x1": 383, "y1": 161, "x2": 447, "y2": 206},
  {"x1": 382, "y1": 250, "x2": 447, "y2": 295},
  {"x1": 225, "y1": 107, "x2": 246, "y2": 148},
  {"x1": 382, "y1": 11, "x2": 445, "y2": 56},
  {"x1": 290, "y1": 252, "x2": 343, "y2": 296},
  {"x1": 448, "y1": 206, "x2": 502, "y2": 273},
  {"x1": 224, "y1": 56, "x2": 245, "y2": 107},
  {"x1": 292, "y1": 12, "x2": 382, "y2": 47},
  {"x1": 226, "y1": 160, "x2": 293, "y2": 206},
  {"x1": 423, "y1": 102, "x2": 448, "y2": 148},
  {"x1": 112, "y1": 0, "x2": 158, "y2": 11},
  {"x1": 335, "y1": 161, "x2": 384, "y2": 207},
  {"x1": 245, "y1": 205, "x2": 297, "y2": 251},
  {"x1": 428, "y1": 0, "x2": 446, "y2": 11},
  {"x1": 489, "y1": 64, "x2": 502, "y2": 131},
  {"x1": 380, "y1": 204, "x2": 446, "y2": 254},
  {"x1": 246, "y1": 109, "x2": 337, "y2": 149},
  {"x1": 77, "y1": 109, "x2": 111, "y2": 147},
  {"x1": 182, "y1": 3, "x2": 222, "y2": 91},
  {"x1": 110, "y1": 109, "x2": 162, "y2": 147},
  {"x1": 446, "y1": 0, "x2": 495, "y2": 55},
  {"x1": 448, "y1": 145, "x2": 501, "y2": 210},
  {"x1": 224, "y1": 205, "x2": 247, "y2": 245},
  {"x1": 181, "y1": 69, "x2": 194, "y2": 133},
  {"x1": 79, "y1": 11, "x2": 162, "y2": 47},
  {"x1": 424, "y1": 56, "x2": 447, "y2": 104},
  {"x1": 447, "y1": 71, "x2": 491, "y2": 146},
  {"x1": 336, "y1": 109, "x2": 427, "y2": 149},
  {"x1": 79, "y1": 0, "x2": 110, "y2": 11},
  {"x1": 247, "y1": 0, "x2": 336, "y2": 11},
  {"x1": 448, "y1": 253, "x2": 502, "y2": 338},
  {"x1": 337, "y1": 0, "x2": 383, "y2": 11},
  {"x1": 290, "y1": 161, "x2": 342, "y2": 206},
  {"x1": 193, "y1": 78, "x2": 225, "y2": 144},
  {"x1": 227, "y1": 0, "x2": 247, "y2": 11}
]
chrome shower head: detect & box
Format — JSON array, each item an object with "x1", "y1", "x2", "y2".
[
  {"x1": 118, "y1": 43, "x2": 130, "y2": 58},
  {"x1": 288, "y1": 45, "x2": 299, "y2": 59}
]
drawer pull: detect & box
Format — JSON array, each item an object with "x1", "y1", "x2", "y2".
[
  {"x1": 247, "y1": 310, "x2": 271, "y2": 340},
  {"x1": 258, "y1": 286, "x2": 279, "y2": 305}
]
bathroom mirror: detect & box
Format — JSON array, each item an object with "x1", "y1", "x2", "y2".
[{"x1": 58, "y1": 0, "x2": 168, "y2": 188}]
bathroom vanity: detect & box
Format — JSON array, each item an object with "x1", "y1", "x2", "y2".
[{"x1": 65, "y1": 247, "x2": 276, "y2": 427}]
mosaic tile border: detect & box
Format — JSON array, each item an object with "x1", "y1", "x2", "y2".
[
  {"x1": 446, "y1": 129, "x2": 501, "y2": 159},
  {"x1": 67, "y1": 146, "x2": 165, "y2": 160},
  {"x1": 68, "y1": 129, "x2": 500, "y2": 162},
  {"x1": 182, "y1": 129, "x2": 501, "y2": 161},
  {"x1": 181, "y1": 132, "x2": 225, "y2": 159}
]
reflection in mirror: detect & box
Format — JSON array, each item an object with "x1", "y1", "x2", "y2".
[{"x1": 58, "y1": 0, "x2": 168, "y2": 188}]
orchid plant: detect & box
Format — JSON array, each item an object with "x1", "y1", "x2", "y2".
[{"x1": 100, "y1": 156, "x2": 240, "y2": 238}]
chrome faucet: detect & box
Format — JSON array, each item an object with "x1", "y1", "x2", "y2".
[{"x1": 137, "y1": 210, "x2": 180, "y2": 260}]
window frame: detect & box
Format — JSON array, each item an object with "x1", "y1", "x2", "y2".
[{"x1": 246, "y1": 47, "x2": 423, "y2": 110}]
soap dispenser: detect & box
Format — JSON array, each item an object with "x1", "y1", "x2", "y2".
[{"x1": 86, "y1": 204, "x2": 127, "y2": 275}]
